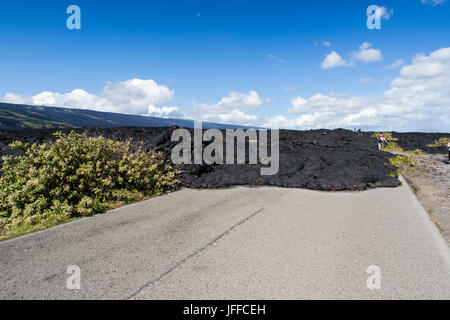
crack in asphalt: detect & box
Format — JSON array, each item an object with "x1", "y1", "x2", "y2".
[{"x1": 125, "y1": 207, "x2": 264, "y2": 300}]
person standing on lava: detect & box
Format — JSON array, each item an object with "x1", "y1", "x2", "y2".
[{"x1": 447, "y1": 142, "x2": 450, "y2": 162}]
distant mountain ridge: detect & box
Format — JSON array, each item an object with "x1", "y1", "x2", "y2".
[{"x1": 0, "y1": 103, "x2": 256, "y2": 130}]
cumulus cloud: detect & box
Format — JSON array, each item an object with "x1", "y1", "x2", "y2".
[
  {"x1": 147, "y1": 105, "x2": 184, "y2": 118},
  {"x1": 1, "y1": 84, "x2": 266, "y2": 126},
  {"x1": 201, "y1": 109, "x2": 260, "y2": 126},
  {"x1": 288, "y1": 93, "x2": 373, "y2": 115},
  {"x1": 195, "y1": 90, "x2": 263, "y2": 113},
  {"x1": 101, "y1": 79, "x2": 174, "y2": 114},
  {"x1": 203, "y1": 49, "x2": 449, "y2": 131},
  {"x1": 191, "y1": 90, "x2": 265, "y2": 126},
  {"x1": 2, "y1": 48, "x2": 449, "y2": 132},
  {"x1": 321, "y1": 51, "x2": 351, "y2": 69},
  {"x1": 1, "y1": 79, "x2": 175, "y2": 116},
  {"x1": 287, "y1": 47, "x2": 450, "y2": 131},
  {"x1": 383, "y1": 48, "x2": 450, "y2": 115},
  {"x1": 3, "y1": 90, "x2": 106, "y2": 110},
  {"x1": 321, "y1": 43, "x2": 382, "y2": 69},
  {"x1": 322, "y1": 41, "x2": 331, "y2": 47},
  {"x1": 352, "y1": 42, "x2": 383, "y2": 63}
]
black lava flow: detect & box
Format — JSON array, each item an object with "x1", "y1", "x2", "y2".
[{"x1": 1, "y1": 126, "x2": 446, "y2": 191}]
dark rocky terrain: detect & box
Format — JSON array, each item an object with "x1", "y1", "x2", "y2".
[
  {"x1": 0, "y1": 126, "x2": 408, "y2": 191},
  {"x1": 2, "y1": 103, "x2": 447, "y2": 192},
  {"x1": 390, "y1": 132, "x2": 450, "y2": 155}
]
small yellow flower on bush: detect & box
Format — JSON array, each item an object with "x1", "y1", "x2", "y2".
[
  {"x1": 0, "y1": 131, "x2": 178, "y2": 240},
  {"x1": 389, "y1": 155, "x2": 423, "y2": 175}
]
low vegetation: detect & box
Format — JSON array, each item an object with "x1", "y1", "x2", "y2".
[
  {"x1": 411, "y1": 149, "x2": 426, "y2": 156},
  {"x1": 383, "y1": 142, "x2": 404, "y2": 152},
  {"x1": 427, "y1": 137, "x2": 450, "y2": 148},
  {"x1": 389, "y1": 155, "x2": 424, "y2": 175},
  {"x1": 426, "y1": 209, "x2": 444, "y2": 234},
  {"x1": 373, "y1": 132, "x2": 439, "y2": 155},
  {"x1": 371, "y1": 132, "x2": 398, "y2": 141},
  {"x1": 0, "y1": 131, "x2": 178, "y2": 240},
  {"x1": 372, "y1": 132, "x2": 404, "y2": 152}
]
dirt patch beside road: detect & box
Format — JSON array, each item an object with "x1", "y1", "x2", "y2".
[{"x1": 400, "y1": 153, "x2": 450, "y2": 244}]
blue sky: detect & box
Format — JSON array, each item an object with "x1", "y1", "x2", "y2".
[{"x1": 1, "y1": 0, "x2": 449, "y2": 131}]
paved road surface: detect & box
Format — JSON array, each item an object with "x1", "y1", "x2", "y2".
[{"x1": 1, "y1": 178, "x2": 449, "y2": 299}]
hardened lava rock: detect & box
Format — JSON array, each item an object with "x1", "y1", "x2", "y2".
[{"x1": 2, "y1": 126, "x2": 435, "y2": 191}]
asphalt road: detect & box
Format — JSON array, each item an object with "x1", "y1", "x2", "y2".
[{"x1": 1, "y1": 178, "x2": 449, "y2": 299}]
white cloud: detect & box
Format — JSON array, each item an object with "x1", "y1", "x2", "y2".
[
  {"x1": 201, "y1": 109, "x2": 260, "y2": 126},
  {"x1": 321, "y1": 51, "x2": 351, "y2": 69},
  {"x1": 223, "y1": 49, "x2": 449, "y2": 131},
  {"x1": 288, "y1": 93, "x2": 373, "y2": 115},
  {"x1": 2, "y1": 85, "x2": 266, "y2": 127},
  {"x1": 1, "y1": 79, "x2": 175, "y2": 116},
  {"x1": 378, "y1": 6, "x2": 394, "y2": 20},
  {"x1": 147, "y1": 105, "x2": 184, "y2": 118},
  {"x1": 322, "y1": 41, "x2": 331, "y2": 47},
  {"x1": 268, "y1": 54, "x2": 286, "y2": 63},
  {"x1": 260, "y1": 115, "x2": 295, "y2": 129},
  {"x1": 190, "y1": 90, "x2": 265, "y2": 126},
  {"x1": 321, "y1": 43, "x2": 382, "y2": 69},
  {"x1": 353, "y1": 42, "x2": 383, "y2": 63},
  {"x1": 3, "y1": 90, "x2": 107, "y2": 110},
  {"x1": 2, "y1": 48, "x2": 449, "y2": 132},
  {"x1": 421, "y1": 0, "x2": 447, "y2": 6},
  {"x1": 384, "y1": 59, "x2": 405, "y2": 70},
  {"x1": 195, "y1": 90, "x2": 263, "y2": 113},
  {"x1": 287, "y1": 47, "x2": 450, "y2": 131},
  {"x1": 101, "y1": 79, "x2": 174, "y2": 114}
]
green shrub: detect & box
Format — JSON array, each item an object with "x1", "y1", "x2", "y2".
[
  {"x1": 383, "y1": 142, "x2": 404, "y2": 152},
  {"x1": 372, "y1": 132, "x2": 404, "y2": 152},
  {"x1": 389, "y1": 155, "x2": 423, "y2": 175},
  {"x1": 372, "y1": 132, "x2": 432, "y2": 155},
  {"x1": 371, "y1": 132, "x2": 398, "y2": 142},
  {"x1": 412, "y1": 149, "x2": 426, "y2": 156},
  {"x1": 0, "y1": 131, "x2": 178, "y2": 240},
  {"x1": 426, "y1": 208, "x2": 444, "y2": 233},
  {"x1": 427, "y1": 137, "x2": 450, "y2": 148}
]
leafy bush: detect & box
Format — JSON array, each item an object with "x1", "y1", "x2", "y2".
[
  {"x1": 426, "y1": 208, "x2": 443, "y2": 233},
  {"x1": 372, "y1": 132, "x2": 404, "y2": 152},
  {"x1": 371, "y1": 132, "x2": 398, "y2": 142},
  {"x1": 427, "y1": 137, "x2": 450, "y2": 148},
  {"x1": 383, "y1": 142, "x2": 404, "y2": 152},
  {"x1": 0, "y1": 131, "x2": 178, "y2": 240},
  {"x1": 389, "y1": 155, "x2": 423, "y2": 175},
  {"x1": 411, "y1": 149, "x2": 426, "y2": 156},
  {"x1": 372, "y1": 132, "x2": 434, "y2": 155}
]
